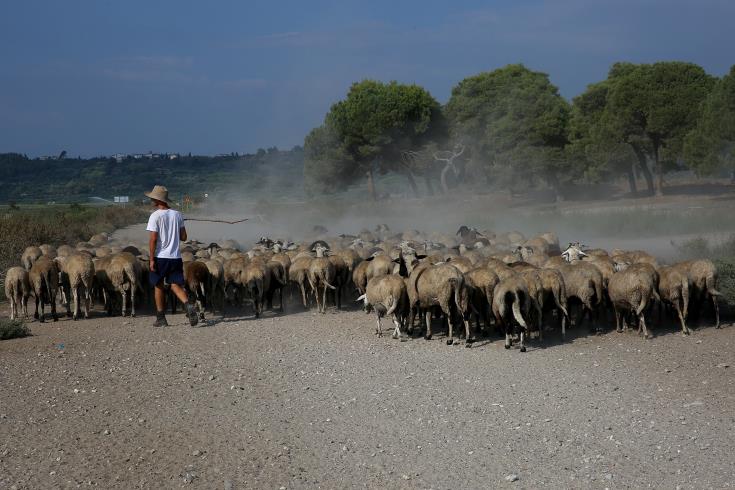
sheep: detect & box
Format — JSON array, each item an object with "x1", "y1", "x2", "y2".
[
  {"x1": 445, "y1": 256, "x2": 473, "y2": 274},
  {"x1": 365, "y1": 253, "x2": 394, "y2": 281},
  {"x1": 183, "y1": 261, "x2": 211, "y2": 320},
  {"x1": 203, "y1": 259, "x2": 226, "y2": 316},
  {"x1": 518, "y1": 270, "x2": 545, "y2": 340},
  {"x1": 358, "y1": 274, "x2": 410, "y2": 339},
  {"x1": 308, "y1": 244, "x2": 337, "y2": 314},
  {"x1": 352, "y1": 260, "x2": 370, "y2": 296},
  {"x1": 240, "y1": 261, "x2": 270, "y2": 318},
  {"x1": 223, "y1": 256, "x2": 249, "y2": 305},
  {"x1": 289, "y1": 256, "x2": 313, "y2": 308},
  {"x1": 535, "y1": 268, "x2": 569, "y2": 337},
  {"x1": 658, "y1": 265, "x2": 691, "y2": 335},
  {"x1": 39, "y1": 244, "x2": 57, "y2": 258},
  {"x1": 608, "y1": 267, "x2": 658, "y2": 339},
  {"x1": 92, "y1": 255, "x2": 115, "y2": 315},
  {"x1": 484, "y1": 258, "x2": 516, "y2": 281},
  {"x1": 29, "y1": 256, "x2": 60, "y2": 322},
  {"x1": 409, "y1": 263, "x2": 472, "y2": 345},
  {"x1": 108, "y1": 252, "x2": 142, "y2": 317},
  {"x1": 22, "y1": 246, "x2": 42, "y2": 270},
  {"x1": 4, "y1": 267, "x2": 31, "y2": 320},
  {"x1": 62, "y1": 253, "x2": 95, "y2": 320},
  {"x1": 672, "y1": 259, "x2": 720, "y2": 328},
  {"x1": 556, "y1": 262, "x2": 603, "y2": 330},
  {"x1": 265, "y1": 260, "x2": 288, "y2": 311},
  {"x1": 56, "y1": 244, "x2": 75, "y2": 258},
  {"x1": 492, "y1": 275, "x2": 531, "y2": 352},
  {"x1": 463, "y1": 267, "x2": 500, "y2": 334}
]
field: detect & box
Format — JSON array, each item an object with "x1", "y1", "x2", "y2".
[{"x1": 2, "y1": 188, "x2": 735, "y2": 488}]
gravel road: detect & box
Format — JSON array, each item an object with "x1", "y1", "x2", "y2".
[{"x1": 1, "y1": 304, "x2": 733, "y2": 489}]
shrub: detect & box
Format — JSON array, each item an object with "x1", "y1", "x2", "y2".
[{"x1": 0, "y1": 318, "x2": 31, "y2": 340}]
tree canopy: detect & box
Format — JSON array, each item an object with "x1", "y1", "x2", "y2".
[
  {"x1": 444, "y1": 64, "x2": 570, "y2": 199},
  {"x1": 303, "y1": 79, "x2": 446, "y2": 199},
  {"x1": 684, "y1": 65, "x2": 735, "y2": 179}
]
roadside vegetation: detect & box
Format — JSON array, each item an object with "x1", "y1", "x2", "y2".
[
  {"x1": 0, "y1": 318, "x2": 31, "y2": 340},
  {"x1": 0, "y1": 204, "x2": 147, "y2": 299},
  {"x1": 674, "y1": 235, "x2": 735, "y2": 308}
]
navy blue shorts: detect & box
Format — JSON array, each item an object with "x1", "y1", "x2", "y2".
[{"x1": 149, "y1": 258, "x2": 185, "y2": 286}]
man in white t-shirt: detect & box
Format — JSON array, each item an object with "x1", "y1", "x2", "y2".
[{"x1": 144, "y1": 185, "x2": 199, "y2": 327}]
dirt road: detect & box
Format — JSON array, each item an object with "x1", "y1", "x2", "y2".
[{"x1": 1, "y1": 304, "x2": 733, "y2": 489}]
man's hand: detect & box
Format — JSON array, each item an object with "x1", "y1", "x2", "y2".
[{"x1": 149, "y1": 258, "x2": 156, "y2": 272}]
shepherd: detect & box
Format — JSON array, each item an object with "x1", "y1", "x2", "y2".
[{"x1": 145, "y1": 185, "x2": 199, "y2": 327}]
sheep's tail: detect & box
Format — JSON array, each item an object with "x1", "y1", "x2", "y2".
[
  {"x1": 43, "y1": 269, "x2": 53, "y2": 302},
  {"x1": 320, "y1": 271, "x2": 337, "y2": 290},
  {"x1": 554, "y1": 288, "x2": 569, "y2": 319},
  {"x1": 512, "y1": 292, "x2": 528, "y2": 330},
  {"x1": 385, "y1": 296, "x2": 397, "y2": 317},
  {"x1": 122, "y1": 261, "x2": 137, "y2": 290},
  {"x1": 593, "y1": 278, "x2": 602, "y2": 306},
  {"x1": 449, "y1": 277, "x2": 465, "y2": 315},
  {"x1": 707, "y1": 272, "x2": 721, "y2": 297}
]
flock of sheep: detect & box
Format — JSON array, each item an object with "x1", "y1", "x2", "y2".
[{"x1": 3, "y1": 225, "x2": 722, "y2": 351}]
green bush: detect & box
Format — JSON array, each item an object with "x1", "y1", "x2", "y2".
[
  {"x1": 0, "y1": 318, "x2": 31, "y2": 340},
  {"x1": 714, "y1": 258, "x2": 735, "y2": 308}
]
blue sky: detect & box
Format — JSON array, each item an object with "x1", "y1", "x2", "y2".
[{"x1": 1, "y1": 0, "x2": 733, "y2": 157}]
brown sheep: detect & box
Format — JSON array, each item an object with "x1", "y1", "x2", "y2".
[
  {"x1": 5, "y1": 267, "x2": 31, "y2": 320},
  {"x1": 672, "y1": 259, "x2": 720, "y2": 328},
  {"x1": 535, "y1": 268, "x2": 569, "y2": 337},
  {"x1": 492, "y1": 275, "x2": 531, "y2": 352},
  {"x1": 240, "y1": 261, "x2": 270, "y2": 318},
  {"x1": 289, "y1": 256, "x2": 313, "y2": 308},
  {"x1": 484, "y1": 258, "x2": 517, "y2": 281},
  {"x1": 328, "y1": 254, "x2": 350, "y2": 309},
  {"x1": 29, "y1": 256, "x2": 60, "y2": 322},
  {"x1": 22, "y1": 246, "x2": 42, "y2": 271},
  {"x1": 445, "y1": 256, "x2": 473, "y2": 274},
  {"x1": 184, "y1": 261, "x2": 211, "y2": 320},
  {"x1": 463, "y1": 267, "x2": 500, "y2": 334},
  {"x1": 92, "y1": 255, "x2": 115, "y2": 315},
  {"x1": 365, "y1": 254, "x2": 394, "y2": 281},
  {"x1": 358, "y1": 274, "x2": 410, "y2": 339},
  {"x1": 109, "y1": 252, "x2": 143, "y2": 317},
  {"x1": 307, "y1": 245, "x2": 337, "y2": 314},
  {"x1": 608, "y1": 267, "x2": 658, "y2": 339},
  {"x1": 658, "y1": 266, "x2": 691, "y2": 335},
  {"x1": 519, "y1": 270, "x2": 545, "y2": 340},
  {"x1": 409, "y1": 263, "x2": 472, "y2": 345},
  {"x1": 203, "y1": 259, "x2": 226, "y2": 316},
  {"x1": 265, "y1": 260, "x2": 288, "y2": 311},
  {"x1": 39, "y1": 244, "x2": 57, "y2": 258},
  {"x1": 63, "y1": 253, "x2": 95, "y2": 320},
  {"x1": 556, "y1": 262, "x2": 603, "y2": 330},
  {"x1": 352, "y1": 260, "x2": 370, "y2": 296}
]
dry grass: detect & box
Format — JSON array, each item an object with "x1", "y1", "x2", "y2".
[{"x1": 0, "y1": 205, "x2": 147, "y2": 299}]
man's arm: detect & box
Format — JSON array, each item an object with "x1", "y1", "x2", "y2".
[
  {"x1": 149, "y1": 231, "x2": 158, "y2": 271},
  {"x1": 180, "y1": 227, "x2": 187, "y2": 242}
]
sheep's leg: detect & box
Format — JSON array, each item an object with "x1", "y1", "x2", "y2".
[
  {"x1": 376, "y1": 314, "x2": 382, "y2": 337},
  {"x1": 424, "y1": 310, "x2": 432, "y2": 340},
  {"x1": 50, "y1": 291, "x2": 58, "y2": 321},
  {"x1": 391, "y1": 314, "x2": 403, "y2": 340},
  {"x1": 711, "y1": 293, "x2": 720, "y2": 329},
  {"x1": 519, "y1": 329, "x2": 527, "y2": 353},
  {"x1": 639, "y1": 312, "x2": 650, "y2": 339},
  {"x1": 299, "y1": 282, "x2": 307, "y2": 308},
  {"x1": 535, "y1": 302, "x2": 543, "y2": 342},
  {"x1": 72, "y1": 285, "x2": 80, "y2": 320},
  {"x1": 121, "y1": 289, "x2": 128, "y2": 317},
  {"x1": 84, "y1": 286, "x2": 91, "y2": 319},
  {"x1": 39, "y1": 296, "x2": 46, "y2": 323},
  {"x1": 34, "y1": 295, "x2": 40, "y2": 320},
  {"x1": 407, "y1": 307, "x2": 415, "y2": 335},
  {"x1": 443, "y1": 303, "x2": 454, "y2": 345},
  {"x1": 10, "y1": 297, "x2": 16, "y2": 320},
  {"x1": 503, "y1": 319, "x2": 512, "y2": 349},
  {"x1": 322, "y1": 285, "x2": 328, "y2": 314},
  {"x1": 676, "y1": 304, "x2": 690, "y2": 335}
]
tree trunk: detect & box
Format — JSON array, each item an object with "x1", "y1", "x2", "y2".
[
  {"x1": 366, "y1": 168, "x2": 377, "y2": 201},
  {"x1": 547, "y1": 173, "x2": 564, "y2": 202},
  {"x1": 424, "y1": 175, "x2": 435, "y2": 196},
  {"x1": 631, "y1": 144, "x2": 654, "y2": 195},
  {"x1": 627, "y1": 163, "x2": 638, "y2": 196},
  {"x1": 440, "y1": 164, "x2": 452, "y2": 194},
  {"x1": 404, "y1": 171, "x2": 419, "y2": 198},
  {"x1": 652, "y1": 142, "x2": 664, "y2": 197}
]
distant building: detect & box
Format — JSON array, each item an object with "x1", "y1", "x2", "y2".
[
  {"x1": 168, "y1": 154, "x2": 179, "y2": 160},
  {"x1": 133, "y1": 154, "x2": 143, "y2": 159},
  {"x1": 113, "y1": 153, "x2": 126, "y2": 163}
]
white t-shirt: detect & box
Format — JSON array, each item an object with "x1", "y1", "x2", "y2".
[{"x1": 146, "y1": 209, "x2": 185, "y2": 259}]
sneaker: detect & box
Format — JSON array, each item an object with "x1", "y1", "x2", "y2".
[
  {"x1": 186, "y1": 303, "x2": 199, "y2": 327},
  {"x1": 153, "y1": 315, "x2": 168, "y2": 327}
]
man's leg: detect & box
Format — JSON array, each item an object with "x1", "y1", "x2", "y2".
[
  {"x1": 153, "y1": 282, "x2": 168, "y2": 327},
  {"x1": 171, "y1": 283, "x2": 199, "y2": 327}
]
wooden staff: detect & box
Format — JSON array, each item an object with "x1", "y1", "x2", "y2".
[{"x1": 183, "y1": 218, "x2": 249, "y2": 224}]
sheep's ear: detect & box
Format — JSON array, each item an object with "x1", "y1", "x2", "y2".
[
  {"x1": 416, "y1": 254, "x2": 427, "y2": 260},
  {"x1": 392, "y1": 257, "x2": 402, "y2": 263},
  {"x1": 365, "y1": 256, "x2": 375, "y2": 262}
]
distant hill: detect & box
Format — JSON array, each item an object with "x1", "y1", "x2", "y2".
[{"x1": 0, "y1": 148, "x2": 305, "y2": 204}]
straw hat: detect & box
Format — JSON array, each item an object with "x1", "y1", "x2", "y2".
[{"x1": 144, "y1": 185, "x2": 172, "y2": 205}]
